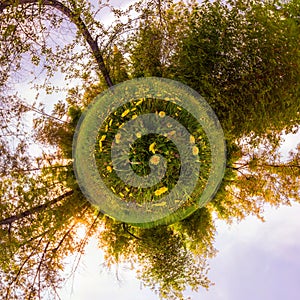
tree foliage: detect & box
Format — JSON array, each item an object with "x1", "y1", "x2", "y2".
[{"x1": 0, "y1": 0, "x2": 299, "y2": 299}]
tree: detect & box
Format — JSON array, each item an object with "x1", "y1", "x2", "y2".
[
  {"x1": 166, "y1": 0, "x2": 300, "y2": 141},
  {"x1": 0, "y1": 0, "x2": 300, "y2": 299}
]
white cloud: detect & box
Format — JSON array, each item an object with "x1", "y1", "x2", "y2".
[
  {"x1": 58, "y1": 203, "x2": 300, "y2": 300},
  {"x1": 58, "y1": 238, "x2": 157, "y2": 300},
  {"x1": 197, "y1": 203, "x2": 300, "y2": 300}
]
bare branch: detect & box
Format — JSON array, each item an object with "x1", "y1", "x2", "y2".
[{"x1": 5, "y1": 235, "x2": 45, "y2": 300}]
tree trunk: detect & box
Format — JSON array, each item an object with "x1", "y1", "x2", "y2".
[{"x1": 0, "y1": 190, "x2": 74, "y2": 226}]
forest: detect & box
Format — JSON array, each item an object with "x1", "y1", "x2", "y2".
[{"x1": 0, "y1": 0, "x2": 299, "y2": 299}]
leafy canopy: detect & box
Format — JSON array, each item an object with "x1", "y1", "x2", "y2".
[{"x1": 0, "y1": 0, "x2": 299, "y2": 299}]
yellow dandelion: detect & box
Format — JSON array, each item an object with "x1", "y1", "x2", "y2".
[
  {"x1": 190, "y1": 135, "x2": 195, "y2": 144},
  {"x1": 129, "y1": 193, "x2": 133, "y2": 197},
  {"x1": 158, "y1": 111, "x2": 166, "y2": 118},
  {"x1": 177, "y1": 106, "x2": 182, "y2": 110},
  {"x1": 136, "y1": 132, "x2": 142, "y2": 138},
  {"x1": 135, "y1": 99, "x2": 143, "y2": 106},
  {"x1": 121, "y1": 109, "x2": 130, "y2": 117},
  {"x1": 119, "y1": 192, "x2": 124, "y2": 197},
  {"x1": 115, "y1": 133, "x2": 121, "y2": 144},
  {"x1": 125, "y1": 187, "x2": 130, "y2": 192},
  {"x1": 192, "y1": 146, "x2": 199, "y2": 156},
  {"x1": 131, "y1": 107, "x2": 137, "y2": 112},
  {"x1": 109, "y1": 119, "x2": 113, "y2": 126},
  {"x1": 132, "y1": 114, "x2": 138, "y2": 120},
  {"x1": 149, "y1": 142, "x2": 156, "y2": 154},
  {"x1": 99, "y1": 136, "x2": 106, "y2": 152},
  {"x1": 154, "y1": 187, "x2": 168, "y2": 196},
  {"x1": 106, "y1": 166, "x2": 112, "y2": 173},
  {"x1": 119, "y1": 123, "x2": 125, "y2": 129},
  {"x1": 111, "y1": 186, "x2": 116, "y2": 193},
  {"x1": 100, "y1": 135, "x2": 106, "y2": 142},
  {"x1": 150, "y1": 155, "x2": 160, "y2": 165},
  {"x1": 105, "y1": 125, "x2": 108, "y2": 132}
]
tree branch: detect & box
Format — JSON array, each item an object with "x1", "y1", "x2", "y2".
[
  {"x1": 5, "y1": 235, "x2": 45, "y2": 300},
  {"x1": 258, "y1": 163, "x2": 300, "y2": 169},
  {"x1": 13, "y1": 164, "x2": 70, "y2": 174},
  {"x1": 0, "y1": 0, "x2": 114, "y2": 87},
  {"x1": 0, "y1": 190, "x2": 74, "y2": 226},
  {"x1": 122, "y1": 222, "x2": 141, "y2": 240},
  {"x1": 28, "y1": 240, "x2": 51, "y2": 300}
]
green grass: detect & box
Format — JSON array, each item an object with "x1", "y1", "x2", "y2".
[{"x1": 94, "y1": 98, "x2": 212, "y2": 218}]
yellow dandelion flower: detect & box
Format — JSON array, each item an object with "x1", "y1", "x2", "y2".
[
  {"x1": 111, "y1": 186, "x2": 116, "y2": 193},
  {"x1": 121, "y1": 109, "x2": 130, "y2": 118},
  {"x1": 150, "y1": 155, "x2": 160, "y2": 165},
  {"x1": 136, "y1": 132, "x2": 142, "y2": 138},
  {"x1": 177, "y1": 106, "x2": 182, "y2": 110},
  {"x1": 115, "y1": 133, "x2": 121, "y2": 144},
  {"x1": 129, "y1": 193, "x2": 133, "y2": 197},
  {"x1": 154, "y1": 187, "x2": 168, "y2": 196},
  {"x1": 106, "y1": 166, "x2": 112, "y2": 173},
  {"x1": 132, "y1": 114, "x2": 138, "y2": 120},
  {"x1": 109, "y1": 119, "x2": 113, "y2": 126},
  {"x1": 158, "y1": 111, "x2": 166, "y2": 118},
  {"x1": 119, "y1": 192, "x2": 124, "y2": 197},
  {"x1": 149, "y1": 142, "x2": 156, "y2": 154},
  {"x1": 119, "y1": 123, "x2": 124, "y2": 128},
  {"x1": 131, "y1": 107, "x2": 137, "y2": 112},
  {"x1": 105, "y1": 125, "x2": 108, "y2": 132},
  {"x1": 99, "y1": 141, "x2": 103, "y2": 152},
  {"x1": 190, "y1": 135, "x2": 195, "y2": 144},
  {"x1": 135, "y1": 99, "x2": 143, "y2": 106},
  {"x1": 125, "y1": 187, "x2": 130, "y2": 192},
  {"x1": 100, "y1": 135, "x2": 106, "y2": 142},
  {"x1": 192, "y1": 146, "x2": 199, "y2": 156}
]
